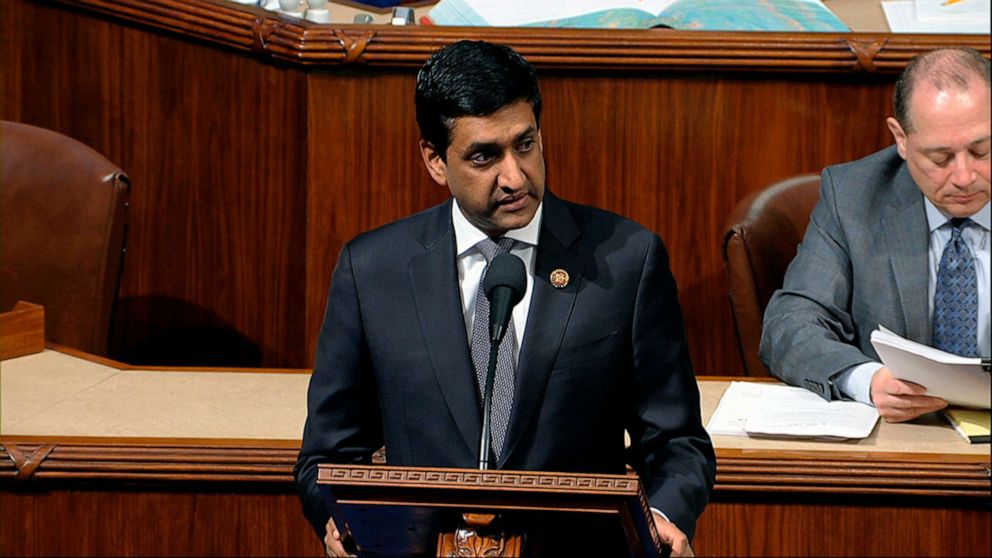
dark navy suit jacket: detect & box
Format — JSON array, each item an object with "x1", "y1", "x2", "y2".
[{"x1": 295, "y1": 191, "x2": 715, "y2": 540}]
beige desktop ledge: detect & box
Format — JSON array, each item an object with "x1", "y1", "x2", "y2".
[
  {"x1": 0, "y1": 348, "x2": 985, "y2": 458},
  {"x1": 1, "y1": 349, "x2": 309, "y2": 441}
]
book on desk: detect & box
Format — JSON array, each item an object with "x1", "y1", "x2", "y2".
[{"x1": 423, "y1": 0, "x2": 849, "y2": 31}]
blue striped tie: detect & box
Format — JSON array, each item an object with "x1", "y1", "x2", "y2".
[{"x1": 933, "y1": 218, "x2": 979, "y2": 357}]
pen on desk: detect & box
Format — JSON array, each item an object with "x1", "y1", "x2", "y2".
[{"x1": 942, "y1": 0, "x2": 964, "y2": 6}]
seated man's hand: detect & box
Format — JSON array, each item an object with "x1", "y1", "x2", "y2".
[
  {"x1": 652, "y1": 511, "x2": 693, "y2": 557},
  {"x1": 870, "y1": 366, "x2": 947, "y2": 423},
  {"x1": 323, "y1": 517, "x2": 355, "y2": 557}
]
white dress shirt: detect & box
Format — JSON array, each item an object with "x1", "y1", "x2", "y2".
[
  {"x1": 836, "y1": 200, "x2": 991, "y2": 404},
  {"x1": 452, "y1": 200, "x2": 542, "y2": 360}
]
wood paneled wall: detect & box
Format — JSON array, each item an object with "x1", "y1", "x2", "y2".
[
  {"x1": 4, "y1": 0, "x2": 308, "y2": 367},
  {"x1": 3, "y1": 0, "x2": 985, "y2": 373},
  {"x1": 3, "y1": 484, "x2": 988, "y2": 556},
  {"x1": 0, "y1": 488, "x2": 323, "y2": 556},
  {"x1": 303, "y1": 70, "x2": 897, "y2": 372}
]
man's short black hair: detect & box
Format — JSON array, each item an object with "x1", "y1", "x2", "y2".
[
  {"x1": 893, "y1": 47, "x2": 991, "y2": 134},
  {"x1": 415, "y1": 40, "x2": 542, "y2": 161}
]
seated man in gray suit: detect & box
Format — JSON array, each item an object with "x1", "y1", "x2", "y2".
[
  {"x1": 295, "y1": 40, "x2": 715, "y2": 557},
  {"x1": 761, "y1": 47, "x2": 990, "y2": 423}
]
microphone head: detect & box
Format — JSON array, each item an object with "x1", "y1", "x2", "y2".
[{"x1": 483, "y1": 253, "x2": 526, "y2": 306}]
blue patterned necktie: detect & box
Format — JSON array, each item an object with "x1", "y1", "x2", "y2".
[
  {"x1": 933, "y1": 218, "x2": 979, "y2": 357},
  {"x1": 470, "y1": 237, "x2": 517, "y2": 460}
]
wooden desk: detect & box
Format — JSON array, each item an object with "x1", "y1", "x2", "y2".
[
  {"x1": 3, "y1": 0, "x2": 988, "y2": 374},
  {"x1": 2, "y1": 347, "x2": 988, "y2": 556}
]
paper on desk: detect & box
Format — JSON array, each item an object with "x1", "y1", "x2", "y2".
[
  {"x1": 706, "y1": 382, "x2": 879, "y2": 440},
  {"x1": 706, "y1": 381, "x2": 765, "y2": 436},
  {"x1": 915, "y1": 0, "x2": 990, "y2": 20},
  {"x1": 870, "y1": 326, "x2": 990, "y2": 409},
  {"x1": 882, "y1": 1, "x2": 990, "y2": 33},
  {"x1": 743, "y1": 385, "x2": 879, "y2": 440}
]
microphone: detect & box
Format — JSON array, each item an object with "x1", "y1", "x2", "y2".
[
  {"x1": 483, "y1": 253, "x2": 527, "y2": 343},
  {"x1": 478, "y1": 252, "x2": 526, "y2": 470}
]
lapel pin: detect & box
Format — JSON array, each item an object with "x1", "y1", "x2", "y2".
[{"x1": 549, "y1": 268, "x2": 570, "y2": 289}]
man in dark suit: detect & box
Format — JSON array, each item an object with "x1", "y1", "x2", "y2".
[
  {"x1": 761, "y1": 47, "x2": 990, "y2": 422},
  {"x1": 295, "y1": 40, "x2": 715, "y2": 557}
]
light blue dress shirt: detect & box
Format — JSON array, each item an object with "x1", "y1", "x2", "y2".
[{"x1": 835, "y1": 200, "x2": 990, "y2": 405}]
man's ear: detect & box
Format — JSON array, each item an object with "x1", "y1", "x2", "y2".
[
  {"x1": 886, "y1": 117, "x2": 909, "y2": 160},
  {"x1": 419, "y1": 140, "x2": 448, "y2": 187}
]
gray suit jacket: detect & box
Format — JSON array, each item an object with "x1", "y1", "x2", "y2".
[{"x1": 760, "y1": 146, "x2": 930, "y2": 400}]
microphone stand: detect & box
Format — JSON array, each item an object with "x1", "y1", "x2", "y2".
[
  {"x1": 478, "y1": 337, "x2": 501, "y2": 471},
  {"x1": 465, "y1": 339, "x2": 518, "y2": 556}
]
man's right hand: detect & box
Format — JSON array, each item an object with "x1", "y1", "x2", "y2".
[
  {"x1": 323, "y1": 517, "x2": 354, "y2": 557},
  {"x1": 870, "y1": 366, "x2": 947, "y2": 422}
]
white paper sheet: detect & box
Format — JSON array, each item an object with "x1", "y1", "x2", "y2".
[
  {"x1": 883, "y1": 0, "x2": 991, "y2": 33},
  {"x1": 915, "y1": 0, "x2": 991, "y2": 20},
  {"x1": 743, "y1": 385, "x2": 880, "y2": 440},
  {"x1": 705, "y1": 381, "x2": 765, "y2": 436},
  {"x1": 706, "y1": 382, "x2": 879, "y2": 440},
  {"x1": 871, "y1": 327, "x2": 990, "y2": 409}
]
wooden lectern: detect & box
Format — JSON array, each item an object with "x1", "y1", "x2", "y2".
[{"x1": 317, "y1": 464, "x2": 667, "y2": 557}]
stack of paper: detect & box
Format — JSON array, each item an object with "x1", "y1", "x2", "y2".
[
  {"x1": 707, "y1": 382, "x2": 879, "y2": 440},
  {"x1": 870, "y1": 327, "x2": 990, "y2": 409}
]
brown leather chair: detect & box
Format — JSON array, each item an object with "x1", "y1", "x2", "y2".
[
  {"x1": 722, "y1": 174, "x2": 821, "y2": 376},
  {"x1": 1, "y1": 121, "x2": 130, "y2": 356}
]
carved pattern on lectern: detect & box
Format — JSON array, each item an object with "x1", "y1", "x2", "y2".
[
  {"x1": 638, "y1": 485, "x2": 664, "y2": 553},
  {"x1": 450, "y1": 528, "x2": 506, "y2": 557},
  {"x1": 325, "y1": 466, "x2": 639, "y2": 492}
]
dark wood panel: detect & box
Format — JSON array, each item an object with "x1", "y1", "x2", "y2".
[
  {"x1": 695, "y1": 497, "x2": 992, "y2": 557},
  {"x1": 1, "y1": 0, "x2": 124, "y2": 159},
  {"x1": 113, "y1": 18, "x2": 308, "y2": 368},
  {"x1": 304, "y1": 70, "x2": 896, "y2": 372},
  {"x1": 4, "y1": 0, "x2": 986, "y2": 372},
  {"x1": 2, "y1": 438, "x2": 988, "y2": 557},
  {"x1": 540, "y1": 72, "x2": 894, "y2": 372},
  {"x1": 4, "y1": 488, "x2": 985, "y2": 557},
  {"x1": 3, "y1": 0, "x2": 308, "y2": 367},
  {"x1": 0, "y1": 489, "x2": 323, "y2": 557}
]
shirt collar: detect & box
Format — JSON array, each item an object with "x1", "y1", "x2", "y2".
[
  {"x1": 924, "y1": 197, "x2": 990, "y2": 233},
  {"x1": 452, "y1": 199, "x2": 543, "y2": 257}
]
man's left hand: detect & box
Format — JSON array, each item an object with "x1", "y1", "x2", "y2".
[{"x1": 652, "y1": 511, "x2": 693, "y2": 557}]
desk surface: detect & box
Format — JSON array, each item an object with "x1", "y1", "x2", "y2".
[
  {"x1": 2, "y1": 353, "x2": 987, "y2": 558},
  {"x1": 2, "y1": 348, "x2": 986, "y2": 458}
]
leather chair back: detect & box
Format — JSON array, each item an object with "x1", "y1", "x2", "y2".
[
  {"x1": 722, "y1": 174, "x2": 820, "y2": 376},
  {"x1": 1, "y1": 121, "x2": 130, "y2": 355}
]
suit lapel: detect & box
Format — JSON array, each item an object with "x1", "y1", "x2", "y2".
[
  {"x1": 882, "y1": 165, "x2": 930, "y2": 343},
  {"x1": 500, "y1": 193, "x2": 584, "y2": 466},
  {"x1": 408, "y1": 200, "x2": 481, "y2": 458}
]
